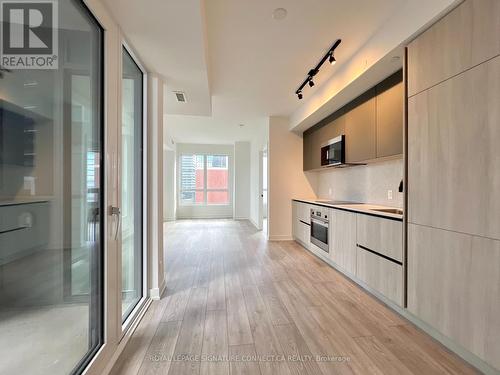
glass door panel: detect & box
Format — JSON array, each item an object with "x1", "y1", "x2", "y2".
[
  {"x1": 121, "y1": 48, "x2": 143, "y2": 321},
  {"x1": 0, "y1": 1, "x2": 103, "y2": 374}
]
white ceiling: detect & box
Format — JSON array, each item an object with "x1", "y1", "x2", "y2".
[
  {"x1": 102, "y1": 0, "x2": 211, "y2": 116},
  {"x1": 104, "y1": 0, "x2": 424, "y2": 144}
]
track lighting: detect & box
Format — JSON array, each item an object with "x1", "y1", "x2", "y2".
[
  {"x1": 329, "y1": 54, "x2": 336, "y2": 65},
  {"x1": 295, "y1": 39, "x2": 341, "y2": 99}
]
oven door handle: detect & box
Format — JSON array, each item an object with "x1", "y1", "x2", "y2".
[{"x1": 311, "y1": 217, "x2": 328, "y2": 226}]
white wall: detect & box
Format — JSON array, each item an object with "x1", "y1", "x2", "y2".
[
  {"x1": 316, "y1": 158, "x2": 404, "y2": 208},
  {"x1": 233, "y1": 141, "x2": 251, "y2": 219},
  {"x1": 176, "y1": 143, "x2": 234, "y2": 219},
  {"x1": 268, "y1": 117, "x2": 317, "y2": 240}
]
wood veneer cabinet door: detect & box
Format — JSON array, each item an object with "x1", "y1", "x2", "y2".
[
  {"x1": 356, "y1": 247, "x2": 403, "y2": 306},
  {"x1": 303, "y1": 117, "x2": 345, "y2": 171},
  {"x1": 408, "y1": 55, "x2": 500, "y2": 239},
  {"x1": 345, "y1": 97, "x2": 376, "y2": 163},
  {"x1": 376, "y1": 81, "x2": 403, "y2": 158},
  {"x1": 407, "y1": 224, "x2": 500, "y2": 370},
  {"x1": 302, "y1": 132, "x2": 314, "y2": 171},
  {"x1": 356, "y1": 215, "x2": 403, "y2": 262},
  {"x1": 407, "y1": 0, "x2": 500, "y2": 97},
  {"x1": 329, "y1": 209, "x2": 356, "y2": 275}
]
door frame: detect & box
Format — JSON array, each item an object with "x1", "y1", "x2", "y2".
[
  {"x1": 118, "y1": 40, "x2": 149, "y2": 337},
  {"x1": 258, "y1": 145, "x2": 269, "y2": 234}
]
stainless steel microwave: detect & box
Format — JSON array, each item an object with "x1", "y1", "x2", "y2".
[{"x1": 320, "y1": 135, "x2": 345, "y2": 167}]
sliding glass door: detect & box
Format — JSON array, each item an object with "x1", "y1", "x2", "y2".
[
  {"x1": 0, "y1": 1, "x2": 103, "y2": 374},
  {"x1": 120, "y1": 48, "x2": 144, "y2": 322}
]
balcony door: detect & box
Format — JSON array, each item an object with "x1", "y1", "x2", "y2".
[
  {"x1": 120, "y1": 47, "x2": 144, "y2": 322},
  {"x1": 0, "y1": 1, "x2": 103, "y2": 374}
]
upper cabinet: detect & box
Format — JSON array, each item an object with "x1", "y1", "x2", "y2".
[
  {"x1": 407, "y1": 0, "x2": 500, "y2": 97},
  {"x1": 376, "y1": 81, "x2": 404, "y2": 158},
  {"x1": 345, "y1": 94, "x2": 376, "y2": 163},
  {"x1": 303, "y1": 70, "x2": 403, "y2": 170},
  {"x1": 303, "y1": 115, "x2": 345, "y2": 171}
]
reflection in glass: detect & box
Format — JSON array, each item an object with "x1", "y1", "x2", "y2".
[
  {"x1": 121, "y1": 49, "x2": 143, "y2": 321},
  {"x1": 0, "y1": 1, "x2": 103, "y2": 374}
]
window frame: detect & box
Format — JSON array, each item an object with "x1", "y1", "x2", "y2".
[{"x1": 178, "y1": 153, "x2": 231, "y2": 206}]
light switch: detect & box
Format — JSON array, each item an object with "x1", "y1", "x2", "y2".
[{"x1": 387, "y1": 190, "x2": 393, "y2": 200}]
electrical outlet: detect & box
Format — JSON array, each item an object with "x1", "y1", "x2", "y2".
[
  {"x1": 387, "y1": 190, "x2": 393, "y2": 200},
  {"x1": 328, "y1": 188, "x2": 332, "y2": 197}
]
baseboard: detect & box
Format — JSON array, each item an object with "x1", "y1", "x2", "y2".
[
  {"x1": 298, "y1": 241, "x2": 499, "y2": 375},
  {"x1": 176, "y1": 215, "x2": 233, "y2": 219},
  {"x1": 268, "y1": 234, "x2": 293, "y2": 241},
  {"x1": 149, "y1": 277, "x2": 166, "y2": 300}
]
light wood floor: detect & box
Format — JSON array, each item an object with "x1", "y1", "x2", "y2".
[{"x1": 110, "y1": 220, "x2": 478, "y2": 375}]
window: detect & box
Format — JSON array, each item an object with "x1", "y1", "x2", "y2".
[{"x1": 180, "y1": 154, "x2": 230, "y2": 205}]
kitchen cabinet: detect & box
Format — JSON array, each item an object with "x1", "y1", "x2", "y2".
[
  {"x1": 0, "y1": 202, "x2": 49, "y2": 264},
  {"x1": 303, "y1": 117, "x2": 344, "y2": 171},
  {"x1": 292, "y1": 201, "x2": 310, "y2": 248},
  {"x1": 356, "y1": 214, "x2": 402, "y2": 262},
  {"x1": 356, "y1": 246, "x2": 403, "y2": 306},
  {"x1": 376, "y1": 80, "x2": 403, "y2": 158},
  {"x1": 408, "y1": 223, "x2": 500, "y2": 369},
  {"x1": 345, "y1": 95, "x2": 376, "y2": 163},
  {"x1": 302, "y1": 72, "x2": 403, "y2": 170},
  {"x1": 407, "y1": 0, "x2": 500, "y2": 97},
  {"x1": 329, "y1": 209, "x2": 356, "y2": 275},
  {"x1": 408, "y1": 55, "x2": 500, "y2": 240}
]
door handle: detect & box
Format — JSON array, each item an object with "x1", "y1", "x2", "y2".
[{"x1": 109, "y1": 206, "x2": 121, "y2": 240}]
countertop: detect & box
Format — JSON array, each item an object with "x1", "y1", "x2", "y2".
[{"x1": 293, "y1": 198, "x2": 403, "y2": 220}]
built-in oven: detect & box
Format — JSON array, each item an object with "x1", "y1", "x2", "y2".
[
  {"x1": 321, "y1": 135, "x2": 345, "y2": 167},
  {"x1": 310, "y1": 208, "x2": 329, "y2": 253}
]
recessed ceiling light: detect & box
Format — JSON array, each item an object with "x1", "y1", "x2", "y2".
[{"x1": 272, "y1": 8, "x2": 287, "y2": 20}]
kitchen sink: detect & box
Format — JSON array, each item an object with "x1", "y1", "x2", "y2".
[{"x1": 371, "y1": 208, "x2": 403, "y2": 215}]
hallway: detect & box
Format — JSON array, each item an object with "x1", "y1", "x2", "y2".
[{"x1": 110, "y1": 220, "x2": 476, "y2": 375}]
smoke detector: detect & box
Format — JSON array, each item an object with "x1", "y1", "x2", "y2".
[{"x1": 173, "y1": 91, "x2": 187, "y2": 103}]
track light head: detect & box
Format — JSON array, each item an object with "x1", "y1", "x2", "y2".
[
  {"x1": 308, "y1": 79, "x2": 315, "y2": 87},
  {"x1": 329, "y1": 54, "x2": 336, "y2": 65},
  {"x1": 297, "y1": 91, "x2": 303, "y2": 100}
]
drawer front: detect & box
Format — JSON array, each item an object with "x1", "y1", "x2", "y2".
[
  {"x1": 356, "y1": 214, "x2": 402, "y2": 262},
  {"x1": 298, "y1": 202, "x2": 311, "y2": 224},
  {"x1": 295, "y1": 220, "x2": 310, "y2": 248},
  {"x1": 0, "y1": 202, "x2": 49, "y2": 264},
  {"x1": 356, "y1": 246, "x2": 403, "y2": 306}
]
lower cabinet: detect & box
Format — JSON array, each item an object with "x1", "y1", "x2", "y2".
[
  {"x1": 292, "y1": 201, "x2": 310, "y2": 248},
  {"x1": 408, "y1": 223, "x2": 500, "y2": 370},
  {"x1": 292, "y1": 200, "x2": 404, "y2": 307},
  {"x1": 356, "y1": 246, "x2": 403, "y2": 306},
  {"x1": 329, "y1": 209, "x2": 357, "y2": 275}
]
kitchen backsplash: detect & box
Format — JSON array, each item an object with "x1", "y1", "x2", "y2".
[{"x1": 316, "y1": 158, "x2": 403, "y2": 208}]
